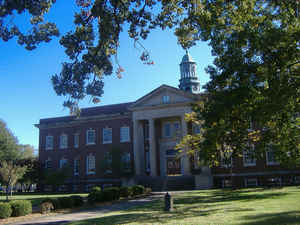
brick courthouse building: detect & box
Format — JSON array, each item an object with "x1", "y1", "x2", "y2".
[{"x1": 36, "y1": 52, "x2": 300, "y2": 192}]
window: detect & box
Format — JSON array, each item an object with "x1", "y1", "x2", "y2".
[
  {"x1": 86, "y1": 154, "x2": 95, "y2": 174},
  {"x1": 104, "y1": 152, "x2": 112, "y2": 174},
  {"x1": 266, "y1": 145, "x2": 279, "y2": 165},
  {"x1": 58, "y1": 185, "x2": 67, "y2": 192},
  {"x1": 60, "y1": 134, "x2": 68, "y2": 149},
  {"x1": 220, "y1": 153, "x2": 232, "y2": 168},
  {"x1": 103, "y1": 128, "x2": 112, "y2": 144},
  {"x1": 162, "y1": 95, "x2": 170, "y2": 104},
  {"x1": 86, "y1": 129, "x2": 95, "y2": 145},
  {"x1": 245, "y1": 178, "x2": 258, "y2": 187},
  {"x1": 74, "y1": 159, "x2": 80, "y2": 175},
  {"x1": 59, "y1": 158, "x2": 68, "y2": 168},
  {"x1": 45, "y1": 158, "x2": 52, "y2": 169},
  {"x1": 120, "y1": 126, "x2": 130, "y2": 142},
  {"x1": 45, "y1": 136, "x2": 53, "y2": 150},
  {"x1": 192, "y1": 124, "x2": 201, "y2": 134},
  {"x1": 173, "y1": 122, "x2": 181, "y2": 136},
  {"x1": 74, "y1": 133, "x2": 79, "y2": 148},
  {"x1": 163, "y1": 123, "x2": 171, "y2": 138},
  {"x1": 72, "y1": 184, "x2": 80, "y2": 192},
  {"x1": 121, "y1": 152, "x2": 132, "y2": 172},
  {"x1": 243, "y1": 147, "x2": 256, "y2": 166}
]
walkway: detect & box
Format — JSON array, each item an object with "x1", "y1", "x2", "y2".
[{"x1": 5, "y1": 195, "x2": 162, "y2": 225}]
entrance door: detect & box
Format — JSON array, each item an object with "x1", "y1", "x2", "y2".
[{"x1": 167, "y1": 157, "x2": 181, "y2": 175}]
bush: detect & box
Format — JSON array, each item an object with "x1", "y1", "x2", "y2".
[
  {"x1": 88, "y1": 187, "x2": 104, "y2": 204},
  {"x1": 145, "y1": 187, "x2": 152, "y2": 194},
  {"x1": 10, "y1": 200, "x2": 32, "y2": 217},
  {"x1": 70, "y1": 195, "x2": 84, "y2": 207},
  {"x1": 40, "y1": 202, "x2": 54, "y2": 214},
  {"x1": 41, "y1": 198, "x2": 61, "y2": 210},
  {"x1": 58, "y1": 197, "x2": 74, "y2": 209},
  {"x1": 0, "y1": 202, "x2": 12, "y2": 218},
  {"x1": 120, "y1": 186, "x2": 132, "y2": 198},
  {"x1": 131, "y1": 185, "x2": 145, "y2": 196},
  {"x1": 102, "y1": 187, "x2": 121, "y2": 201}
]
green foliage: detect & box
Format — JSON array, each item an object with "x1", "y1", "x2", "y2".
[
  {"x1": 102, "y1": 187, "x2": 121, "y2": 201},
  {"x1": 87, "y1": 186, "x2": 104, "y2": 204},
  {"x1": 131, "y1": 185, "x2": 145, "y2": 196},
  {"x1": 119, "y1": 186, "x2": 132, "y2": 198},
  {"x1": 58, "y1": 197, "x2": 74, "y2": 209},
  {"x1": 9, "y1": 200, "x2": 32, "y2": 217},
  {"x1": 70, "y1": 195, "x2": 84, "y2": 207},
  {"x1": 44, "y1": 166, "x2": 71, "y2": 187},
  {"x1": 0, "y1": 202, "x2": 12, "y2": 219},
  {"x1": 41, "y1": 198, "x2": 61, "y2": 210},
  {"x1": 40, "y1": 201, "x2": 54, "y2": 214}
]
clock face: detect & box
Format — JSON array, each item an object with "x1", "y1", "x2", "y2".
[{"x1": 193, "y1": 86, "x2": 198, "y2": 91}]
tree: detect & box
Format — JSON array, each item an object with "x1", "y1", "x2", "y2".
[
  {"x1": 43, "y1": 166, "x2": 71, "y2": 191},
  {"x1": 18, "y1": 144, "x2": 35, "y2": 160},
  {"x1": 18, "y1": 158, "x2": 40, "y2": 192},
  {"x1": 0, "y1": 119, "x2": 20, "y2": 161},
  {"x1": 2, "y1": 1, "x2": 299, "y2": 159},
  {"x1": 0, "y1": 161, "x2": 27, "y2": 201}
]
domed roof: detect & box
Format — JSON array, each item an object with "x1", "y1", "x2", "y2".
[{"x1": 181, "y1": 50, "x2": 195, "y2": 63}]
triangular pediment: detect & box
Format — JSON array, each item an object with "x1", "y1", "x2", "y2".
[{"x1": 130, "y1": 85, "x2": 199, "y2": 109}]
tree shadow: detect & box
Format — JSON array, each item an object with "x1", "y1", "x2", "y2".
[{"x1": 241, "y1": 211, "x2": 300, "y2": 225}]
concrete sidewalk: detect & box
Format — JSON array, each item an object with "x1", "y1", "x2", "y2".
[{"x1": 5, "y1": 195, "x2": 161, "y2": 225}]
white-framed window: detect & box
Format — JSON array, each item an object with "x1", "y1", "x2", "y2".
[
  {"x1": 266, "y1": 145, "x2": 280, "y2": 165},
  {"x1": 243, "y1": 147, "x2": 256, "y2": 167},
  {"x1": 74, "y1": 133, "x2": 79, "y2": 148},
  {"x1": 162, "y1": 95, "x2": 170, "y2": 104},
  {"x1": 86, "y1": 154, "x2": 95, "y2": 174},
  {"x1": 103, "y1": 128, "x2": 112, "y2": 144},
  {"x1": 86, "y1": 129, "x2": 96, "y2": 145},
  {"x1": 173, "y1": 122, "x2": 181, "y2": 137},
  {"x1": 59, "y1": 158, "x2": 68, "y2": 169},
  {"x1": 45, "y1": 136, "x2": 53, "y2": 150},
  {"x1": 74, "y1": 159, "x2": 80, "y2": 175},
  {"x1": 192, "y1": 124, "x2": 201, "y2": 134},
  {"x1": 244, "y1": 178, "x2": 258, "y2": 187},
  {"x1": 104, "y1": 151, "x2": 112, "y2": 174},
  {"x1": 120, "y1": 126, "x2": 130, "y2": 142},
  {"x1": 121, "y1": 152, "x2": 132, "y2": 172},
  {"x1": 60, "y1": 134, "x2": 68, "y2": 149},
  {"x1": 45, "y1": 158, "x2": 52, "y2": 169},
  {"x1": 163, "y1": 123, "x2": 171, "y2": 138}
]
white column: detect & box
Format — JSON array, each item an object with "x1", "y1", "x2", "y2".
[
  {"x1": 149, "y1": 118, "x2": 157, "y2": 176},
  {"x1": 181, "y1": 114, "x2": 191, "y2": 175},
  {"x1": 133, "y1": 120, "x2": 142, "y2": 175}
]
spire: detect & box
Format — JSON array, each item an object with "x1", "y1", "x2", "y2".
[{"x1": 178, "y1": 51, "x2": 200, "y2": 93}]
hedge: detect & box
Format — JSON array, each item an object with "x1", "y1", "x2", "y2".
[
  {"x1": 58, "y1": 197, "x2": 74, "y2": 209},
  {"x1": 120, "y1": 186, "x2": 132, "y2": 198},
  {"x1": 10, "y1": 200, "x2": 32, "y2": 217},
  {"x1": 102, "y1": 187, "x2": 120, "y2": 201},
  {"x1": 70, "y1": 195, "x2": 84, "y2": 207},
  {"x1": 131, "y1": 185, "x2": 145, "y2": 196},
  {"x1": 88, "y1": 187, "x2": 104, "y2": 204},
  {"x1": 0, "y1": 202, "x2": 12, "y2": 218}
]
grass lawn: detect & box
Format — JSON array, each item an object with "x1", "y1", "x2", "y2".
[
  {"x1": 0, "y1": 192, "x2": 88, "y2": 206},
  {"x1": 68, "y1": 186, "x2": 300, "y2": 225}
]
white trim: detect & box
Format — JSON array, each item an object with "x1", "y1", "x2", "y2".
[
  {"x1": 103, "y1": 127, "x2": 112, "y2": 144},
  {"x1": 86, "y1": 154, "x2": 96, "y2": 175},
  {"x1": 120, "y1": 126, "x2": 130, "y2": 143},
  {"x1": 86, "y1": 129, "x2": 96, "y2": 145},
  {"x1": 45, "y1": 135, "x2": 53, "y2": 150},
  {"x1": 59, "y1": 134, "x2": 68, "y2": 149},
  {"x1": 163, "y1": 122, "x2": 172, "y2": 138}
]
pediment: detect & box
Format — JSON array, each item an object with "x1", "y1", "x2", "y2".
[{"x1": 130, "y1": 85, "x2": 199, "y2": 109}]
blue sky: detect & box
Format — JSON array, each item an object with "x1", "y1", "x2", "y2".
[{"x1": 0, "y1": 2, "x2": 214, "y2": 150}]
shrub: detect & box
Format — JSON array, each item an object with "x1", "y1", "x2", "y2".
[
  {"x1": 10, "y1": 200, "x2": 32, "y2": 217},
  {"x1": 58, "y1": 197, "x2": 74, "y2": 209},
  {"x1": 0, "y1": 202, "x2": 12, "y2": 218},
  {"x1": 40, "y1": 202, "x2": 54, "y2": 214},
  {"x1": 120, "y1": 186, "x2": 132, "y2": 198},
  {"x1": 70, "y1": 195, "x2": 84, "y2": 207},
  {"x1": 131, "y1": 185, "x2": 145, "y2": 196},
  {"x1": 41, "y1": 198, "x2": 61, "y2": 210},
  {"x1": 145, "y1": 187, "x2": 152, "y2": 194},
  {"x1": 102, "y1": 187, "x2": 120, "y2": 201},
  {"x1": 88, "y1": 187, "x2": 104, "y2": 204}
]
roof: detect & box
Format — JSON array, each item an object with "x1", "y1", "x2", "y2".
[
  {"x1": 39, "y1": 102, "x2": 133, "y2": 124},
  {"x1": 181, "y1": 50, "x2": 195, "y2": 63}
]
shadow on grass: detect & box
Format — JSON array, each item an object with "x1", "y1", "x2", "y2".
[{"x1": 241, "y1": 211, "x2": 300, "y2": 225}]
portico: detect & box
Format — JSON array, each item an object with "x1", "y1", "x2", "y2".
[{"x1": 130, "y1": 85, "x2": 201, "y2": 177}]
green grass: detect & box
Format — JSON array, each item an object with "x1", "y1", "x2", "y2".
[
  {"x1": 0, "y1": 192, "x2": 88, "y2": 206},
  {"x1": 68, "y1": 186, "x2": 300, "y2": 225}
]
